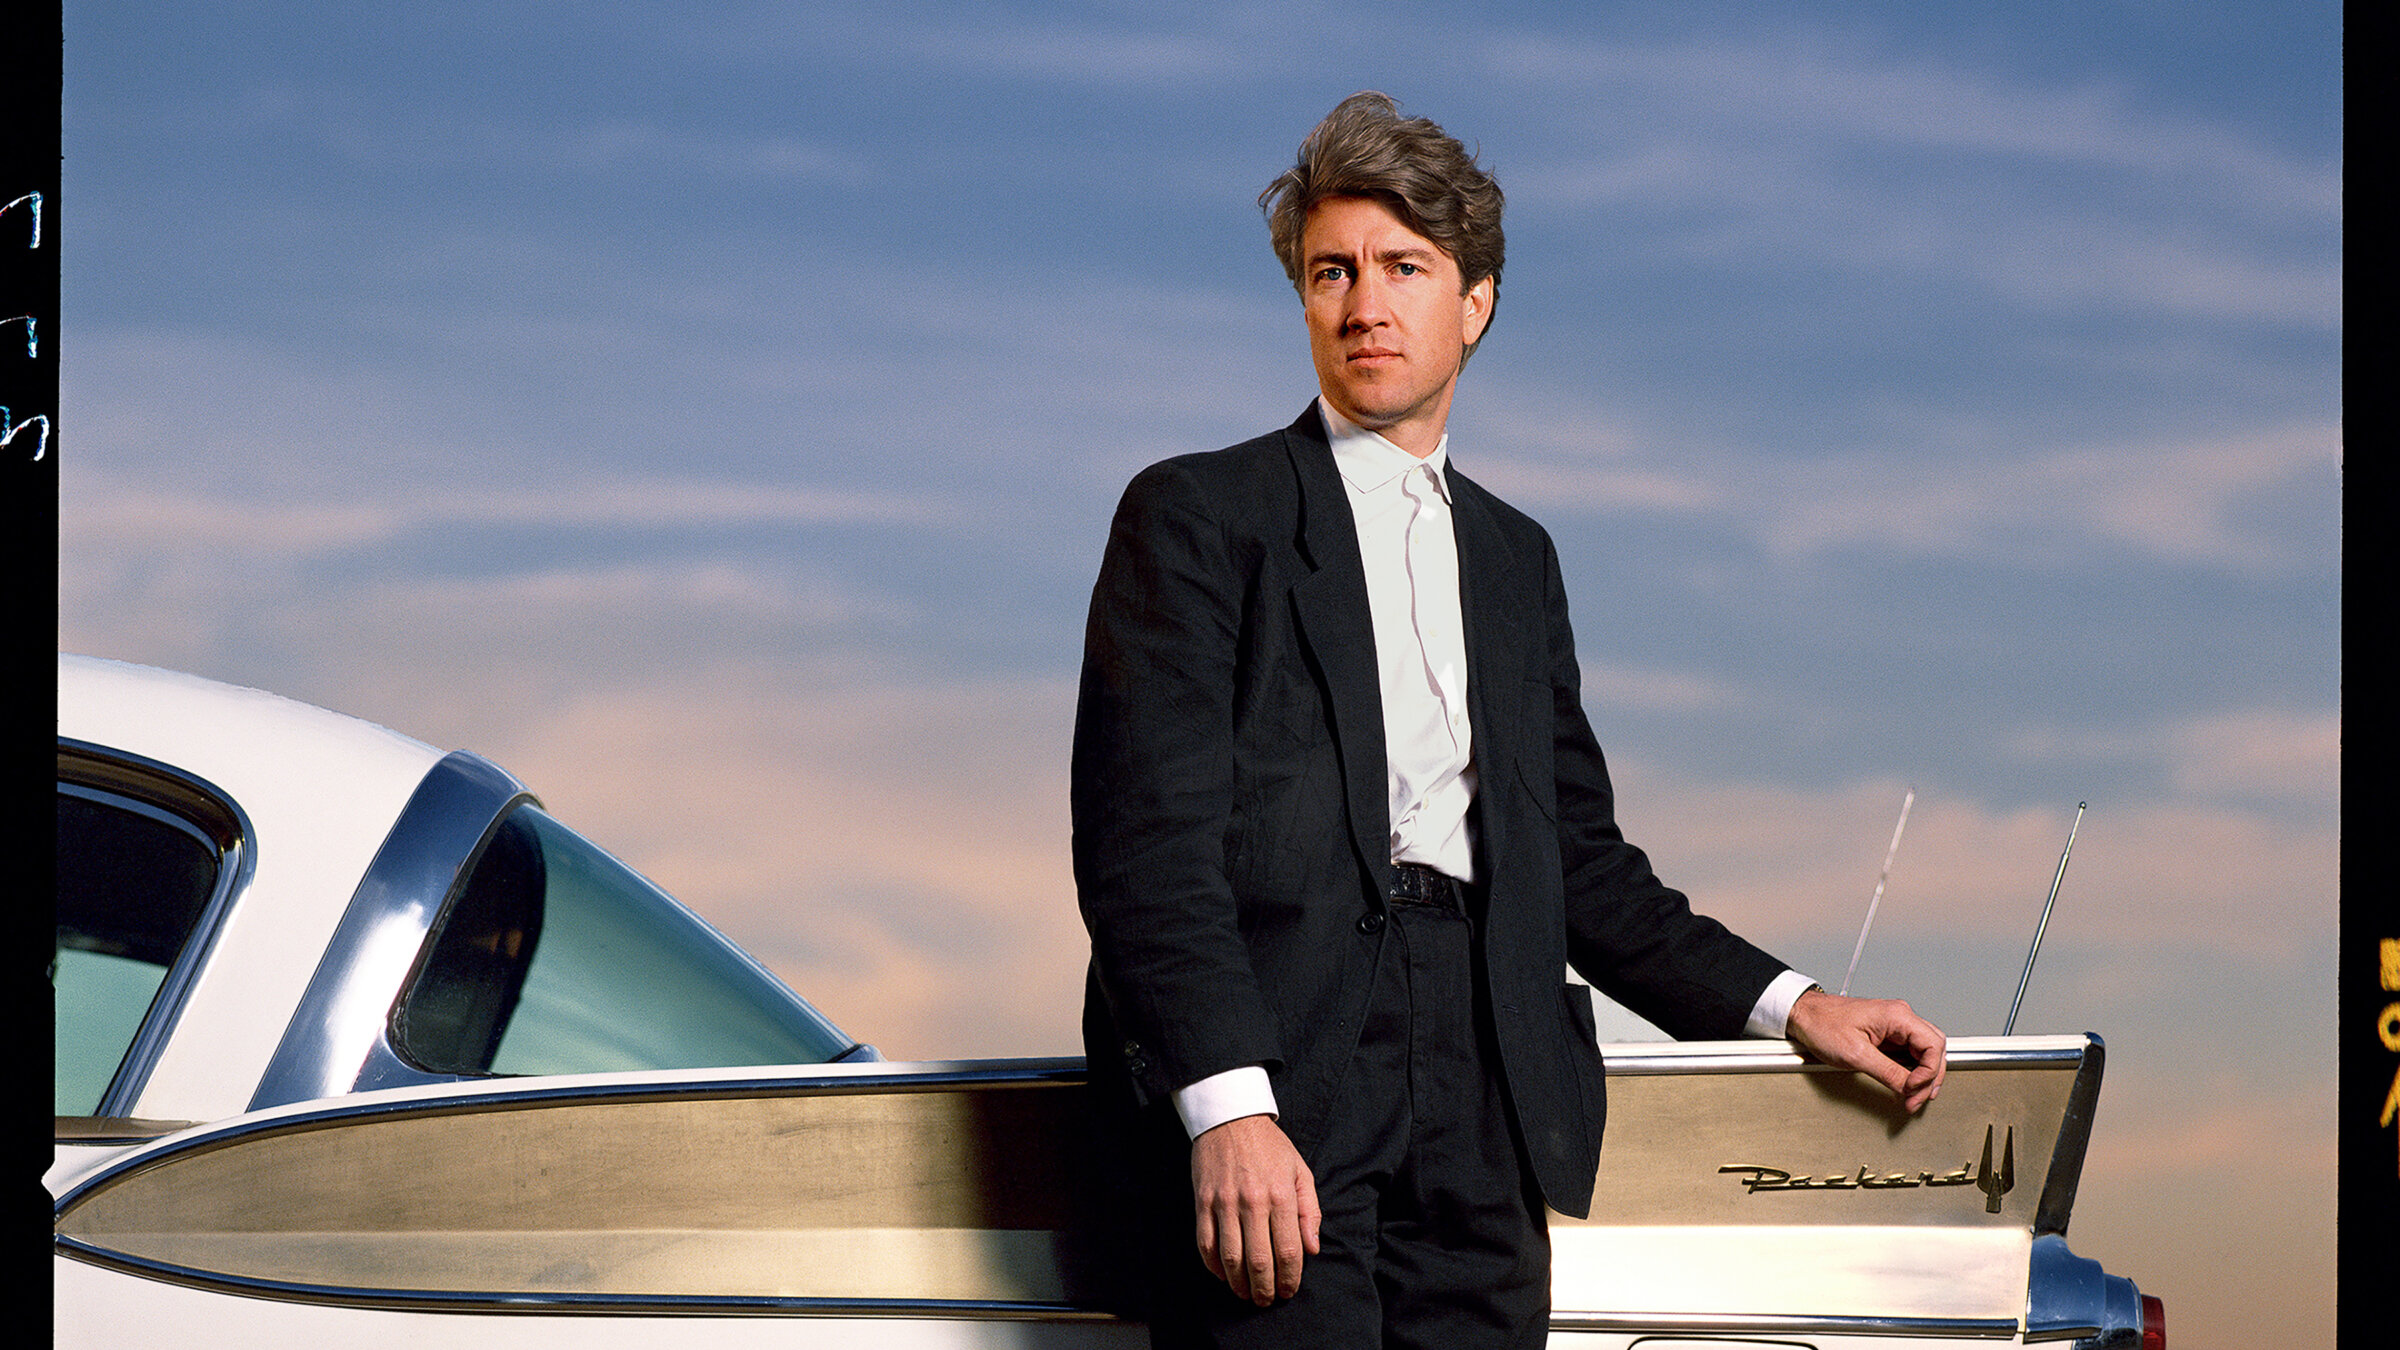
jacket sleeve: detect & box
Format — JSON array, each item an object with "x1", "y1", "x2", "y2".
[
  {"x1": 1072, "y1": 460, "x2": 1284, "y2": 1104},
  {"x1": 1536, "y1": 535, "x2": 1789, "y2": 1039}
]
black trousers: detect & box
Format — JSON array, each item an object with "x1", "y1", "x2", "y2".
[{"x1": 1150, "y1": 899, "x2": 1551, "y2": 1349}]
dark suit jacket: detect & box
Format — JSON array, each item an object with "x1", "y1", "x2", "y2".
[{"x1": 1072, "y1": 405, "x2": 1787, "y2": 1218}]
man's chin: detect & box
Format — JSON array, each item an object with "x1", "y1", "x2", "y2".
[
  {"x1": 1327, "y1": 390, "x2": 1409, "y2": 430},
  {"x1": 1341, "y1": 402, "x2": 1434, "y2": 438}
]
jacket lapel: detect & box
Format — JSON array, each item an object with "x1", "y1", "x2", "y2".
[
  {"x1": 1448, "y1": 467, "x2": 1527, "y2": 888},
  {"x1": 1281, "y1": 407, "x2": 1395, "y2": 893}
]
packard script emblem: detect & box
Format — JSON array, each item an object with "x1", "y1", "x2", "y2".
[{"x1": 1721, "y1": 1124, "x2": 2016, "y2": 1213}]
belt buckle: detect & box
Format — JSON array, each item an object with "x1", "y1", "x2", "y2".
[{"x1": 1391, "y1": 864, "x2": 1454, "y2": 909}]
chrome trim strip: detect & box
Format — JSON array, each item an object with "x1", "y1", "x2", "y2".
[
  {"x1": 249, "y1": 752, "x2": 532, "y2": 1110},
  {"x1": 1600, "y1": 1039, "x2": 2091, "y2": 1077},
  {"x1": 52, "y1": 1241, "x2": 1130, "y2": 1321},
  {"x1": 1547, "y1": 1309, "x2": 2021, "y2": 1337},
  {"x1": 57, "y1": 740, "x2": 258, "y2": 1118}
]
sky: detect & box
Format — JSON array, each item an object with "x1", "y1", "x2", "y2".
[{"x1": 56, "y1": 3, "x2": 2340, "y2": 1345}]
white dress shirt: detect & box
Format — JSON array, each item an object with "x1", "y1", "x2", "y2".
[
  {"x1": 1322, "y1": 402, "x2": 1482, "y2": 884},
  {"x1": 1172, "y1": 400, "x2": 1815, "y2": 1139}
]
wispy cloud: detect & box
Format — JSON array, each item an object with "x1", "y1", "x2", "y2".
[
  {"x1": 2011, "y1": 707, "x2": 2341, "y2": 813},
  {"x1": 692, "y1": 3, "x2": 1291, "y2": 89},
  {"x1": 1481, "y1": 28, "x2": 2338, "y2": 328},
  {"x1": 1768, "y1": 421, "x2": 2339, "y2": 571},
  {"x1": 1475, "y1": 418, "x2": 2338, "y2": 575},
  {"x1": 1485, "y1": 28, "x2": 2339, "y2": 215},
  {"x1": 304, "y1": 105, "x2": 871, "y2": 186},
  {"x1": 1577, "y1": 659, "x2": 1754, "y2": 714},
  {"x1": 64, "y1": 475, "x2": 954, "y2": 556},
  {"x1": 1608, "y1": 764, "x2": 2336, "y2": 962},
  {"x1": 60, "y1": 474, "x2": 945, "y2": 707}
]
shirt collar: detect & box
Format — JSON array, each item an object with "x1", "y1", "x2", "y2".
[{"x1": 1319, "y1": 399, "x2": 1452, "y2": 500}]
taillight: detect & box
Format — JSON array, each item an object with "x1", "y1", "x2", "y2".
[{"x1": 2140, "y1": 1293, "x2": 2166, "y2": 1349}]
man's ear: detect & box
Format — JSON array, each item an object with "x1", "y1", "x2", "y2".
[{"x1": 1461, "y1": 274, "x2": 1495, "y2": 349}]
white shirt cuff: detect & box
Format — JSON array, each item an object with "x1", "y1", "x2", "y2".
[
  {"x1": 1746, "y1": 970, "x2": 1824, "y2": 1039},
  {"x1": 1171, "y1": 1065, "x2": 1279, "y2": 1139}
]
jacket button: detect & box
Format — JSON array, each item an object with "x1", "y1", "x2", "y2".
[{"x1": 1357, "y1": 911, "x2": 1386, "y2": 935}]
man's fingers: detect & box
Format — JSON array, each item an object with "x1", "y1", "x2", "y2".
[
  {"x1": 1232, "y1": 1164, "x2": 1312, "y2": 1303},
  {"x1": 1901, "y1": 1061, "x2": 1939, "y2": 1104},
  {"x1": 1267, "y1": 1190, "x2": 1308, "y2": 1299},
  {"x1": 1242, "y1": 1202, "x2": 1280, "y2": 1304},
  {"x1": 1898, "y1": 1021, "x2": 1947, "y2": 1108},
  {"x1": 1884, "y1": 1007, "x2": 1947, "y2": 1109},
  {"x1": 1299, "y1": 1168, "x2": 1323, "y2": 1256},
  {"x1": 1196, "y1": 1198, "x2": 1230, "y2": 1286},
  {"x1": 1200, "y1": 1179, "x2": 1291, "y2": 1305}
]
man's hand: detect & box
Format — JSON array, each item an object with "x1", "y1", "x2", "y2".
[
  {"x1": 1785, "y1": 987, "x2": 1947, "y2": 1113},
  {"x1": 1190, "y1": 1113, "x2": 1322, "y2": 1306}
]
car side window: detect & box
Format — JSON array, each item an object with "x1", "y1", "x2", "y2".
[
  {"x1": 54, "y1": 786, "x2": 225, "y2": 1115},
  {"x1": 393, "y1": 803, "x2": 855, "y2": 1075}
]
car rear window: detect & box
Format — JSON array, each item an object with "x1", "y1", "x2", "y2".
[{"x1": 54, "y1": 781, "x2": 233, "y2": 1115}]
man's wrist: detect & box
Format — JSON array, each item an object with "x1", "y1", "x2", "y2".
[{"x1": 1746, "y1": 970, "x2": 1825, "y2": 1039}]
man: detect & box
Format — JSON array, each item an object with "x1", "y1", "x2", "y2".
[{"x1": 1072, "y1": 92, "x2": 1945, "y2": 1349}]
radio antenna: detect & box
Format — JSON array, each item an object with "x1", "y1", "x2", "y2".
[
  {"x1": 2003, "y1": 802, "x2": 2086, "y2": 1035},
  {"x1": 1838, "y1": 788, "x2": 1914, "y2": 996}
]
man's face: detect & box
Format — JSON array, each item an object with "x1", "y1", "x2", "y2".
[{"x1": 1300, "y1": 195, "x2": 1493, "y2": 458}]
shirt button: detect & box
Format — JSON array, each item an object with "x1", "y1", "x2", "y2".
[{"x1": 1357, "y1": 911, "x2": 1386, "y2": 935}]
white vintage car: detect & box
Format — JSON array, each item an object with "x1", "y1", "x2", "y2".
[{"x1": 52, "y1": 654, "x2": 2163, "y2": 1348}]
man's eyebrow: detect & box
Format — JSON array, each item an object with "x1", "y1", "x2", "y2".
[{"x1": 1307, "y1": 244, "x2": 1442, "y2": 267}]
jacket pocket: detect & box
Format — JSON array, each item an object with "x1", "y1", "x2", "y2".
[{"x1": 1560, "y1": 981, "x2": 1609, "y2": 1147}]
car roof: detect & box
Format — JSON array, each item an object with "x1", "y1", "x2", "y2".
[{"x1": 59, "y1": 655, "x2": 447, "y2": 783}]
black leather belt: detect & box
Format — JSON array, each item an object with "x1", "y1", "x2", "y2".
[{"x1": 1388, "y1": 862, "x2": 1465, "y2": 910}]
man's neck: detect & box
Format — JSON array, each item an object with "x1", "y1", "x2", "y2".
[
  {"x1": 1318, "y1": 392, "x2": 1449, "y2": 459},
  {"x1": 1319, "y1": 397, "x2": 1448, "y2": 462}
]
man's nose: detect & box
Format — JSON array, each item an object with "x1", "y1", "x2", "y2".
[{"x1": 1345, "y1": 273, "x2": 1390, "y2": 329}]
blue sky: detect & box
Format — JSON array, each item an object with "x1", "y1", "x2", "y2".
[{"x1": 58, "y1": 4, "x2": 2339, "y2": 1344}]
